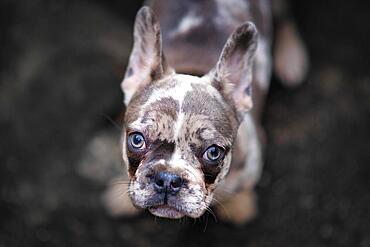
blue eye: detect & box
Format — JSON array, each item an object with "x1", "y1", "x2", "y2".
[
  {"x1": 128, "y1": 132, "x2": 146, "y2": 149},
  {"x1": 203, "y1": 145, "x2": 224, "y2": 162}
]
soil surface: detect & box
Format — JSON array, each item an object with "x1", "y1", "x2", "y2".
[{"x1": 1, "y1": 1, "x2": 369, "y2": 246}]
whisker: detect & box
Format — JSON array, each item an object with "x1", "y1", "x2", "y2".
[
  {"x1": 215, "y1": 187, "x2": 234, "y2": 195},
  {"x1": 203, "y1": 212, "x2": 209, "y2": 232},
  {"x1": 119, "y1": 188, "x2": 130, "y2": 197},
  {"x1": 109, "y1": 178, "x2": 131, "y2": 186},
  {"x1": 101, "y1": 113, "x2": 122, "y2": 131},
  {"x1": 110, "y1": 181, "x2": 131, "y2": 186},
  {"x1": 205, "y1": 206, "x2": 218, "y2": 223},
  {"x1": 211, "y1": 197, "x2": 229, "y2": 219}
]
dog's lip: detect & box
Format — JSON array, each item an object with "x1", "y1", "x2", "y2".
[{"x1": 149, "y1": 205, "x2": 185, "y2": 219}]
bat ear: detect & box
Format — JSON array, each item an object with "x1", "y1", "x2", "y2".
[
  {"x1": 208, "y1": 22, "x2": 258, "y2": 117},
  {"x1": 121, "y1": 7, "x2": 173, "y2": 105}
]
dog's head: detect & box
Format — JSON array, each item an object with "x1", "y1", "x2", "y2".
[{"x1": 121, "y1": 7, "x2": 258, "y2": 219}]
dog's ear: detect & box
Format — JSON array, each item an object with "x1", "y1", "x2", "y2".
[
  {"x1": 121, "y1": 7, "x2": 173, "y2": 105},
  {"x1": 207, "y1": 22, "x2": 258, "y2": 117}
]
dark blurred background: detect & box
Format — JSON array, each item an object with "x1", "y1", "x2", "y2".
[{"x1": 0, "y1": 0, "x2": 369, "y2": 246}]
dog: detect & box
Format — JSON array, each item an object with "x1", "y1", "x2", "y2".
[{"x1": 104, "y1": 0, "x2": 308, "y2": 224}]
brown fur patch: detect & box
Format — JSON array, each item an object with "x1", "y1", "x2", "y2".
[
  {"x1": 124, "y1": 85, "x2": 154, "y2": 124},
  {"x1": 141, "y1": 97, "x2": 179, "y2": 124},
  {"x1": 182, "y1": 84, "x2": 238, "y2": 139}
]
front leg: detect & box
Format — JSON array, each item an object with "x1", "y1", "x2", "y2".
[{"x1": 215, "y1": 188, "x2": 257, "y2": 225}]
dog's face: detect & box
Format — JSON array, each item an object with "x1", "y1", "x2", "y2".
[{"x1": 121, "y1": 7, "x2": 257, "y2": 219}]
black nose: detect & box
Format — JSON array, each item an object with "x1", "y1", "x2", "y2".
[{"x1": 154, "y1": 171, "x2": 183, "y2": 195}]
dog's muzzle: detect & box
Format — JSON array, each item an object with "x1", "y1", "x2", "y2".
[{"x1": 148, "y1": 171, "x2": 185, "y2": 218}]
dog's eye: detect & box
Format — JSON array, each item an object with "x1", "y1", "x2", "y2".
[
  {"x1": 128, "y1": 132, "x2": 146, "y2": 150},
  {"x1": 203, "y1": 145, "x2": 225, "y2": 163}
]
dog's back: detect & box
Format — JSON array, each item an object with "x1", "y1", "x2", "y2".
[
  {"x1": 150, "y1": 0, "x2": 272, "y2": 117},
  {"x1": 150, "y1": 0, "x2": 308, "y2": 118},
  {"x1": 150, "y1": 0, "x2": 271, "y2": 73}
]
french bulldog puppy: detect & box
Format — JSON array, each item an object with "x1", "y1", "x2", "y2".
[
  {"x1": 104, "y1": 0, "x2": 308, "y2": 224},
  {"x1": 116, "y1": 6, "x2": 261, "y2": 223}
]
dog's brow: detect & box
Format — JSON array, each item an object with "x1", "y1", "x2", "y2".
[
  {"x1": 141, "y1": 97, "x2": 179, "y2": 122},
  {"x1": 127, "y1": 95, "x2": 179, "y2": 132},
  {"x1": 181, "y1": 89, "x2": 234, "y2": 139}
]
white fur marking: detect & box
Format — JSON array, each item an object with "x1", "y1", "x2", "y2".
[
  {"x1": 169, "y1": 148, "x2": 202, "y2": 184},
  {"x1": 130, "y1": 74, "x2": 209, "y2": 130},
  {"x1": 169, "y1": 11, "x2": 203, "y2": 38}
]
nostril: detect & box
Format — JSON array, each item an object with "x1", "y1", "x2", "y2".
[
  {"x1": 154, "y1": 175, "x2": 165, "y2": 188},
  {"x1": 170, "y1": 176, "x2": 183, "y2": 189}
]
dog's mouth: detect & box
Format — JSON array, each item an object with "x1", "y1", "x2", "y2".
[{"x1": 148, "y1": 204, "x2": 185, "y2": 219}]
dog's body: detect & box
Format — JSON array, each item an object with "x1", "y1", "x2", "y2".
[{"x1": 106, "y1": 0, "x2": 308, "y2": 224}]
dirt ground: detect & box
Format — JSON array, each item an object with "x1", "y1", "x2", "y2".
[{"x1": 0, "y1": 1, "x2": 369, "y2": 246}]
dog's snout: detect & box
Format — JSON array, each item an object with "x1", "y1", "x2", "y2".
[{"x1": 154, "y1": 171, "x2": 183, "y2": 195}]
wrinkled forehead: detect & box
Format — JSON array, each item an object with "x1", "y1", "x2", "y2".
[{"x1": 125, "y1": 74, "x2": 237, "y2": 143}]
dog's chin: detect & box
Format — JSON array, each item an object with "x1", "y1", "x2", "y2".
[{"x1": 149, "y1": 205, "x2": 185, "y2": 219}]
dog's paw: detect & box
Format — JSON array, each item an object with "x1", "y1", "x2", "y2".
[
  {"x1": 215, "y1": 189, "x2": 257, "y2": 225},
  {"x1": 77, "y1": 130, "x2": 123, "y2": 184},
  {"x1": 102, "y1": 177, "x2": 141, "y2": 217}
]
